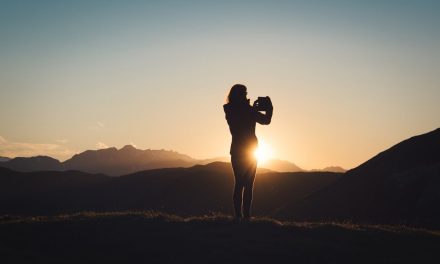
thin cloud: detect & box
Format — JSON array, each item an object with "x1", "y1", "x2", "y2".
[
  {"x1": 96, "y1": 142, "x2": 109, "y2": 149},
  {"x1": 0, "y1": 136, "x2": 76, "y2": 160},
  {"x1": 89, "y1": 121, "x2": 105, "y2": 131}
]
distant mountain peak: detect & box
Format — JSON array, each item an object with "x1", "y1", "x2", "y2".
[
  {"x1": 0, "y1": 155, "x2": 63, "y2": 172},
  {"x1": 120, "y1": 145, "x2": 137, "y2": 151},
  {"x1": 11, "y1": 155, "x2": 59, "y2": 162},
  {"x1": 260, "y1": 159, "x2": 303, "y2": 172},
  {"x1": 63, "y1": 145, "x2": 197, "y2": 176},
  {"x1": 322, "y1": 166, "x2": 346, "y2": 173},
  {"x1": 101, "y1": 147, "x2": 118, "y2": 152},
  {"x1": 0, "y1": 156, "x2": 11, "y2": 162},
  {"x1": 311, "y1": 166, "x2": 346, "y2": 173}
]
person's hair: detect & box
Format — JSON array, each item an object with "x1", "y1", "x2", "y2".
[{"x1": 227, "y1": 84, "x2": 247, "y2": 104}]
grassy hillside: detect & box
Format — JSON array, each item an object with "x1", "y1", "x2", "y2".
[{"x1": 1, "y1": 211, "x2": 439, "y2": 264}]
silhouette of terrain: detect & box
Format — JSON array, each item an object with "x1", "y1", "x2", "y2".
[
  {"x1": 0, "y1": 156, "x2": 63, "y2": 172},
  {"x1": 1, "y1": 129, "x2": 440, "y2": 263},
  {"x1": 63, "y1": 145, "x2": 196, "y2": 176},
  {"x1": 1, "y1": 212, "x2": 439, "y2": 264},
  {"x1": 283, "y1": 128, "x2": 440, "y2": 227},
  {"x1": 312, "y1": 166, "x2": 346, "y2": 173},
  {"x1": 0, "y1": 146, "x2": 196, "y2": 176},
  {"x1": 260, "y1": 159, "x2": 303, "y2": 172},
  {"x1": 0, "y1": 156, "x2": 10, "y2": 162},
  {"x1": 0, "y1": 146, "x2": 314, "y2": 175},
  {"x1": 199, "y1": 157, "x2": 306, "y2": 172},
  {"x1": 0, "y1": 163, "x2": 341, "y2": 218},
  {"x1": 0, "y1": 128, "x2": 439, "y2": 228}
]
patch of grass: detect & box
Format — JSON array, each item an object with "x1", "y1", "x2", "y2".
[
  {"x1": 1, "y1": 211, "x2": 438, "y2": 236},
  {"x1": 1, "y1": 211, "x2": 439, "y2": 264}
]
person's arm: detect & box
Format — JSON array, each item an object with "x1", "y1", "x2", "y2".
[
  {"x1": 254, "y1": 98, "x2": 273, "y2": 125},
  {"x1": 224, "y1": 104, "x2": 238, "y2": 134}
]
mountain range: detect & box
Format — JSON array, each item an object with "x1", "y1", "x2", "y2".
[
  {"x1": 0, "y1": 128, "x2": 438, "y2": 228},
  {"x1": 0, "y1": 145, "x2": 343, "y2": 175}
]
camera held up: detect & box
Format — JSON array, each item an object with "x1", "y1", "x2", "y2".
[{"x1": 253, "y1": 96, "x2": 273, "y2": 111}]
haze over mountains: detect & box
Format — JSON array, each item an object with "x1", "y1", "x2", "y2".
[
  {"x1": 0, "y1": 145, "x2": 343, "y2": 175},
  {"x1": 0, "y1": 128, "x2": 439, "y2": 228}
]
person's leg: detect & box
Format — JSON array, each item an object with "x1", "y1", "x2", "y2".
[
  {"x1": 243, "y1": 158, "x2": 257, "y2": 219},
  {"x1": 233, "y1": 183, "x2": 244, "y2": 218},
  {"x1": 231, "y1": 156, "x2": 245, "y2": 218}
]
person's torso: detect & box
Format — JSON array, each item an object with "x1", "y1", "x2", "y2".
[{"x1": 224, "y1": 103, "x2": 258, "y2": 155}]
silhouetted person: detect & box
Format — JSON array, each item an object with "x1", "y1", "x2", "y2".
[{"x1": 223, "y1": 84, "x2": 273, "y2": 220}]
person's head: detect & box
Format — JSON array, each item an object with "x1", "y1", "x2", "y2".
[{"x1": 227, "y1": 84, "x2": 248, "y2": 104}]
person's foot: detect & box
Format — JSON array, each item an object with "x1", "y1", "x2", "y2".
[
  {"x1": 232, "y1": 216, "x2": 242, "y2": 223},
  {"x1": 242, "y1": 215, "x2": 253, "y2": 222}
]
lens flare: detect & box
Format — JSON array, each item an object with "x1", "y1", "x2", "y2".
[{"x1": 254, "y1": 139, "x2": 273, "y2": 164}]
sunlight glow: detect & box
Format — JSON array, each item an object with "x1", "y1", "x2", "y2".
[{"x1": 254, "y1": 139, "x2": 273, "y2": 164}]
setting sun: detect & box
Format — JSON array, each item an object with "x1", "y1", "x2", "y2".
[{"x1": 254, "y1": 139, "x2": 273, "y2": 164}]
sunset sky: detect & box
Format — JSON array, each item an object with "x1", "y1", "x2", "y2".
[{"x1": 1, "y1": 0, "x2": 439, "y2": 170}]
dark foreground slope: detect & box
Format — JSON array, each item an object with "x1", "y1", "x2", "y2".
[
  {"x1": 284, "y1": 128, "x2": 440, "y2": 227},
  {"x1": 1, "y1": 212, "x2": 439, "y2": 264}
]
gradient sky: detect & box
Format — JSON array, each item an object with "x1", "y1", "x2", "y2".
[{"x1": 1, "y1": 0, "x2": 439, "y2": 170}]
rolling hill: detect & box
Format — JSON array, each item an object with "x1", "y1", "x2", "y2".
[
  {"x1": 0, "y1": 162, "x2": 341, "y2": 217},
  {"x1": 283, "y1": 128, "x2": 440, "y2": 228}
]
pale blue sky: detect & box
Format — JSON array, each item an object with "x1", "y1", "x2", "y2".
[{"x1": 1, "y1": 0, "x2": 439, "y2": 169}]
